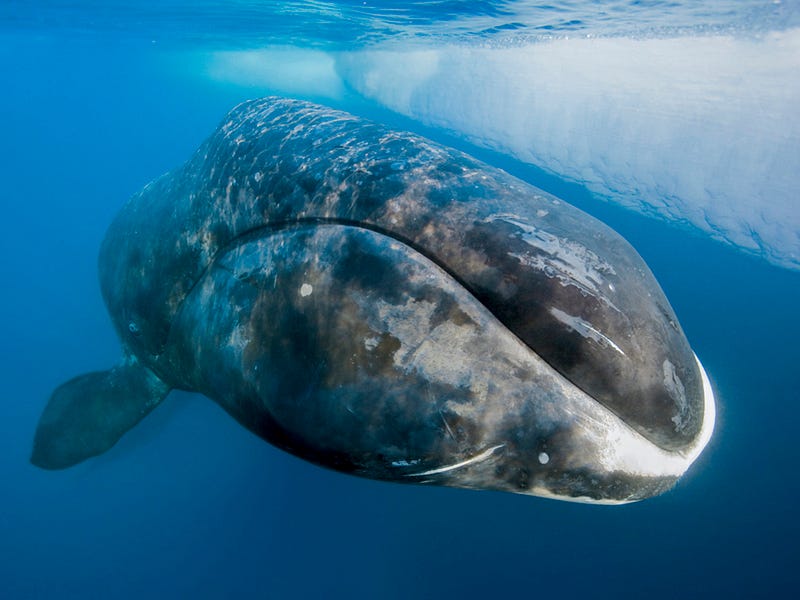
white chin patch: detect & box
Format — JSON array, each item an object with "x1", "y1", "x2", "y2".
[{"x1": 533, "y1": 353, "x2": 716, "y2": 505}]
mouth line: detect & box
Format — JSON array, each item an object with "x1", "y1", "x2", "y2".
[
  {"x1": 191, "y1": 218, "x2": 714, "y2": 462},
  {"x1": 184, "y1": 216, "x2": 550, "y2": 358}
]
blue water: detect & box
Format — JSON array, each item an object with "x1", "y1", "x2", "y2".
[{"x1": 1, "y1": 2, "x2": 799, "y2": 598}]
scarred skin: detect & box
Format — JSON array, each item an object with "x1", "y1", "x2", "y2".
[{"x1": 32, "y1": 97, "x2": 714, "y2": 503}]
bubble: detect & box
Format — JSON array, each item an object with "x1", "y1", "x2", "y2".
[{"x1": 538, "y1": 452, "x2": 550, "y2": 465}]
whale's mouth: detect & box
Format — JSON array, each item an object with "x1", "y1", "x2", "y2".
[
  {"x1": 170, "y1": 219, "x2": 715, "y2": 504},
  {"x1": 388, "y1": 353, "x2": 715, "y2": 506},
  {"x1": 201, "y1": 211, "x2": 706, "y2": 457}
]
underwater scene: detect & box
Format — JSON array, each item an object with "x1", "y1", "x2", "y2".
[{"x1": 1, "y1": 1, "x2": 798, "y2": 598}]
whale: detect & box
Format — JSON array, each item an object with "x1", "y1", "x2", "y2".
[{"x1": 31, "y1": 97, "x2": 715, "y2": 503}]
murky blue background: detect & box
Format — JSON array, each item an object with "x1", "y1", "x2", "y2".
[{"x1": 1, "y1": 2, "x2": 798, "y2": 597}]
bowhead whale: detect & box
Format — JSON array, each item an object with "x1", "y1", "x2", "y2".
[{"x1": 31, "y1": 97, "x2": 715, "y2": 503}]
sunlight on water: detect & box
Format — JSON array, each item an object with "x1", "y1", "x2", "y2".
[{"x1": 1, "y1": 0, "x2": 797, "y2": 48}]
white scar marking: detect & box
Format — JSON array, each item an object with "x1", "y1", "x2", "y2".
[
  {"x1": 300, "y1": 283, "x2": 313, "y2": 297},
  {"x1": 490, "y1": 214, "x2": 618, "y2": 309},
  {"x1": 549, "y1": 307, "x2": 626, "y2": 356},
  {"x1": 406, "y1": 444, "x2": 506, "y2": 477},
  {"x1": 391, "y1": 458, "x2": 421, "y2": 467}
]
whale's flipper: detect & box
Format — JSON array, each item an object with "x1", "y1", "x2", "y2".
[{"x1": 31, "y1": 357, "x2": 170, "y2": 470}]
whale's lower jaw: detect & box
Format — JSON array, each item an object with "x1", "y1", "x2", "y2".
[
  {"x1": 537, "y1": 353, "x2": 716, "y2": 504},
  {"x1": 419, "y1": 355, "x2": 716, "y2": 505}
]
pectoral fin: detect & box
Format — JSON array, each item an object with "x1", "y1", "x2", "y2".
[{"x1": 31, "y1": 357, "x2": 170, "y2": 470}]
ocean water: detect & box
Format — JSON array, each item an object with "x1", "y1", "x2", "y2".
[{"x1": 1, "y1": 1, "x2": 799, "y2": 598}]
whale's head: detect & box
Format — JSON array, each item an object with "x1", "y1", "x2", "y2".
[{"x1": 172, "y1": 215, "x2": 716, "y2": 504}]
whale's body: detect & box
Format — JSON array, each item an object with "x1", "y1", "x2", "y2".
[{"x1": 32, "y1": 97, "x2": 715, "y2": 503}]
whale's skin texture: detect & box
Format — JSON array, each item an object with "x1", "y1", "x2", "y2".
[{"x1": 33, "y1": 97, "x2": 715, "y2": 503}]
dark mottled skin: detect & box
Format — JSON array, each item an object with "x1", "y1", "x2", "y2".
[
  {"x1": 54, "y1": 97, "x2": 712, "y2": 502},
  {"x1": 164, "y1": 224, "x2": 680, "y2": 501}
]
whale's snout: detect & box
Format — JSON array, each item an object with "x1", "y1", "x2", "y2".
[{"x1": 451, "y1": 210, "x2": 707, "y2": 455}]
